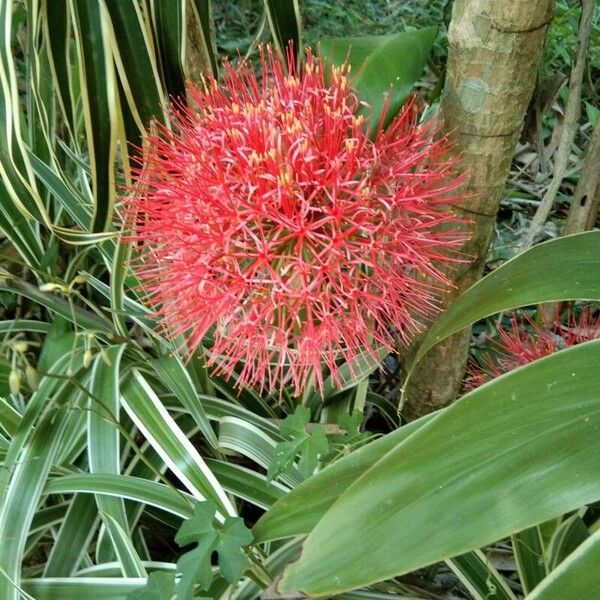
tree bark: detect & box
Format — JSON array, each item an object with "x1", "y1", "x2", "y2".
[
  {"x1": 401, "y1": 0, "x2": 555, "y2": 420},
  {"x1": 563, "y1": 119, "x2": 600, "y2": 235}
]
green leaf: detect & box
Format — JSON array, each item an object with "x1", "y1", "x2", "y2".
[
  {"x1": 45, "y1": 473, "x2": 196, "y2": 520},
  {"x1": 71, "y1": 0, "x2": 118, "y2": 232},
  {"x1": 149, "y1": 0, "x2": 186, "y2": 100},
  {"x1": 174, "y1": 502, "x2": 253, "y2": 594},
  {"x1": 526, "y1": 526, "x2": 600, "y2": 600},
  {"x1": 121, "y1": 369, "x2": 236, "y2": 517},
  {"x1": 42, "y1": 0, "x2": 74, "y2": 130},
  {"x1": 280, "y1": 405, "x2": 310, "y2": 437},
  {"x1": 267, "y1": 406, "x2": 329, "y2": 481},
  {"x1": 175, "y1": 502, "x2": 216, "y2": 546},
  {"x1": 267, "y1": 437, "x2": 307, "y2": 481},
  {"x1": 37, "y1": 319, "x2": 76, "y2": 373},
  {"x1": 280, "y1": 340, "x2": 600, "y2": 596},
  {"x1": 512, "y1": 526, "x2": 547, "y2": 594},
  {"x1": 253, "y1": 412, "x2": 436, "y2": 542},
  {"x1": 296, "y1": 426, "x2": 328, "y2": 479},
  {"x1": 217, "y1": 517, "x2": 253, "y2": 582},
  {"x1": 104, "y1": 0, "x2": 164, "y2": 134},
  {"x1": 547, "y1": 513, "x2": 589, "y2": 570},
  {"x1": 205, "y1": 459, "x2": 288, "y2": 510},
  {"x1": 411, "y1": 231, "x2": 600, "y2": 371},
  {"x1": 263, "y1": 0, "x2": 302, "y2": 62},
  {"x1": 128, "y1": 571, "x2": 176, "y2": 600},
  {"x1": 23, "y1": 578, "x2": 148, "y2": 599},
  {"x1": 447, "y1": 551, "x2": 516, "y2": 600},
  {"x1": 320, "y1": 27, "x2": 437, "y2": 132},
  {"x1": 176, "y1": 536, "x2": 217, "y2": 599},
  {"x1": 175, "y1": 502, "x2": 218, "y2": 597},
  {"x1": 150, "y1": 355, "x2": 219, "y2": 450}
]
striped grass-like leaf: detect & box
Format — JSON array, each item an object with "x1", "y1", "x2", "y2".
[
  {"x1": 448, "y1": 551, "x2": 516, "y2": 600},
  {"x1": 70, "y1": 0, "x2": 118, "y2": 232},
  {"x1": 22, "y1": 577, "x2": 147, "y2": 600},
  {"x1": 150, "y1": 354, "x2": 219, "y2": 450},
  {"x1": 46, "y1": 473, "x2": 196, "y2": 520},
  {"x1": 149, "y1": 0, "x2": 186, "y2": 100},
  {"x1": 43, "y1": 494, "x2": 99, "y2": 577},
  {"x1": 218, "y1": 416, "x2": 302, "y2": 488},
  {"x1": 88, "y1": 346, "x2": 145, "y2": 575},
  {"x1": 526, "y1": 526, "x2": 600, "y2": 599},
  {"x1": 512, "y1": 526, "x2": 547, "y2": 594},
  {"x1": 0, "y1": 405, "x2": 73, "y2": 598},
  {"x1": 121, "y1": 369, "x2": 236, "y2": 517},
  {"x1": 103, "y1": 0, "x2": 164, "y2": 135},
  {"x1": 263, "y1": 0, "x2": 302, "y2": 62}
]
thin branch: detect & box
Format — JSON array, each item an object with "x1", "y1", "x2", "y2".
[{"x1": 521, "y1": 0, "x2": 596, "y2": 249}]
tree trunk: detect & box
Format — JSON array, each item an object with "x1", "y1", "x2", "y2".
[
  {"x1": 401, "y1": 0, "x2": 555, "y2": 420},
  {"x1": 563, "y1": 119, "x2": 600, "y2": 235}
]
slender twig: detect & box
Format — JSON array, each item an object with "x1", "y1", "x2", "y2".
[{"x1": 521, "y1": 0, "x2": 596, "y2": 249}]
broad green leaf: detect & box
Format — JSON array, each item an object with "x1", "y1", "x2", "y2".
[
  {"x1": 526, "y1": 526, "x2": 600, "y2": 600},
  {"x1": 321, "y1": 27, "x2": 437, "y2": 132},
  {"x1": 280, "y1": 340, "x2": 600, "y2": 596},
  {"x1": 253, "y1": 412, "x2": 436, "y2": 542},
  {"x1": 412, "y1": 231, "x2": 600, "y2": 370}
]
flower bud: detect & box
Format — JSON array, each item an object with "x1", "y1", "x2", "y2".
[
  {"x1": 9, "y1": 370, "x2": 21, "y2": 396},
  {"x1": 39, "y1": 282, "x2": 66, "y2": 294},
  {"x1": 83, "y1": 349, "x2": 93, "y2": 369},
  {"x1": 25, "y1": 364, "x2": 39, "y2": 391},
  {"x1": 12, "y1": 341, "x2": 28, "y2": 353}
]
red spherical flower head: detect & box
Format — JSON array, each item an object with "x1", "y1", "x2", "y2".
[
  {"x1": 465, "y1": 307, "x2": 600, "y2": 390},
  {"x1": 126, "y1": 47, "x2": 468, "y2": 395}
]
